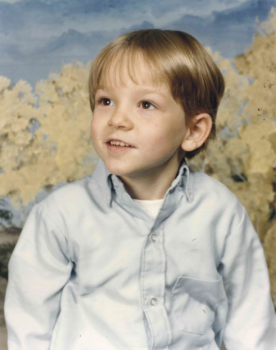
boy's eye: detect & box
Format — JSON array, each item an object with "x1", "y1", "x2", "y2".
[
  {"x1": 98, "y1": 98, "x2": 156, "y2": 110},
  {"x1": 140, "y1": 101, "x2": 156, "y2": 110},
  {"x1": 99, "y1": 98, "x2": 114, "y2": 106}
]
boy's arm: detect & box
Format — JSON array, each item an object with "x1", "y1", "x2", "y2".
[
  {"x1": 219, "y1": 204, "x2": 276, "y2": 350},
  {"x1": 4, "y1": 201, "x2": 73, "y2": 350}
]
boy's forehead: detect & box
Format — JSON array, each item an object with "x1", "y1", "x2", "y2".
[
  {"x1": 97, "y1": 82, "x2": 169, "y2": 100},
  {"x1": 97, "y1": 72, "x2": 170, "y2": 95},
  {"x1": 98, "y1": 52, "x2": 168, "y2": 92},
  {"x1": 98, "y1": 71, "x2": 156, "y2": 91},
  {"x1": 97, "y1": 80, "x2": 161, "y2": 92}
]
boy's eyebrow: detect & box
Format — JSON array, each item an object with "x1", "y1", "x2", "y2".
[{"x1": 97, "y1": 85, "x2": 167, "y2": 97}]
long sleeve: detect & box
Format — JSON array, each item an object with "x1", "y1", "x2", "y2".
[
  {"x1": 4, "y1": 202, "x2": 73, "y2": 350},
  {"x1": 220, "y1": 205, "x2": 276, "y2": 350}
]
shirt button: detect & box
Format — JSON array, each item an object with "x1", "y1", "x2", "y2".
[
  {"x1": 105, "y1": 195, "x2": 110, "y2": 202},
  {"x1": 150, "y1": 233, "x2": 157, "y2": 242},
  {"x1": 150, "y1": 297, "x2": 158, "y2": 306}
]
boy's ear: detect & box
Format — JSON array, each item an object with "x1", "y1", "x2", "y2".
[{"x1": 181, "y1": 113, "x2": 213, "y2": 152}]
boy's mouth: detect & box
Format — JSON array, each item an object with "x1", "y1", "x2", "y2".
[
  {"x1": 106, "y1": 140, "x2": 135, "y2": 147},
  {"x1": 106, "y1": 142, "x2": 135, "y2": 152}
]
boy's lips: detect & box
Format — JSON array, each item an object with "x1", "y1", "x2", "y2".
[{"x1": 106, "y1": 142, "x2": 135, "y2": 152}]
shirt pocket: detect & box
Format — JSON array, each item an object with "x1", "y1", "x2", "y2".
[{"x1": 172, "y1": 276, "x2": 227, "y2": 335}]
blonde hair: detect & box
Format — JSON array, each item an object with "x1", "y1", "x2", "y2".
[{"x1": 88, "y1": 29, "x2": 225, "y2": 159}]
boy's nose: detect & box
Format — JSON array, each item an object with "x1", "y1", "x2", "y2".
[{"x1": 108, "y1": 109, "x2": 133, "y2": 128}]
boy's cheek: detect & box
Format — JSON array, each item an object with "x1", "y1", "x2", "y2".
[
  {"x1": 90, "y1": 120, "x2": 99, "y2": 140},
  {"x1": 90, "y1": 119, "x2": 94, "y2": 134}
]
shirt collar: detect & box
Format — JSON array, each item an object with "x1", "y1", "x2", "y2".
[{"x1": 92, "y1": 157, "x2": 194, "y2": 207}]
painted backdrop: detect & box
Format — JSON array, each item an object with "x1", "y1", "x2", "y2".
[
  {"x1": 0, "y1": 0, "x2": 276, "y2": 86},
  {"x1": 0, "y1": 1, "x2": 276, "y2": 348}
]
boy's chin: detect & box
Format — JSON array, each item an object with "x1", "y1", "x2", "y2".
[{"x1": 104, "y1": 162, "x2": 134, "y2": 176}]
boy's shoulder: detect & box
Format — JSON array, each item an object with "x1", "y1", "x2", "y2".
[
  {"x1": 190, "y1": 170, "x2": 244, "y2": 220},
  {"x1": 36, "y1": 173, "x2": 98, "y2": 216},
  {"x1": 192, "y1": 170, "x2": 236, "y2": 199}
]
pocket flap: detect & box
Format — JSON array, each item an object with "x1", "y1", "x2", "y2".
[{"x1": 172, "y1": 276, "x2": 227, "y2": 335}]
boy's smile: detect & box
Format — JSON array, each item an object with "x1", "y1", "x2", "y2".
[{"x1": 90, "y1": 55, "x2": 189, "y2": 200}]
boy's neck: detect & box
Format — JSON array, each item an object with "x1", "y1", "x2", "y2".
[{"x1": 116, "y1": 155, "x2": 185, "y2": 201}]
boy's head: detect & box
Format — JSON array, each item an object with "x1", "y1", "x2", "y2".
[
  {"x1": 88, "y1": 29, "x2": 225, "y2": 199},
  {"x1": 88, "y1": 29, "x2": 225, "y2": 160}
]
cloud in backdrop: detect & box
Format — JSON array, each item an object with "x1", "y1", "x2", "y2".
[{"x1": 0, "y1": 0, "x2": 275, "y2": 87}]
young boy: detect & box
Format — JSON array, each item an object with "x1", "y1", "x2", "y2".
[{"x1": 4, "y1": 29, "x2": 276, "y2": 350}]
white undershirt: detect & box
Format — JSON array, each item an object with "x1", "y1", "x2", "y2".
[{"x1": 133, "y1": 198, "x2": 165, "y2": 220}]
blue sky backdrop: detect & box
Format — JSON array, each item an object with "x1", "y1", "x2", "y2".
[{"x1": 0, "y1": 0, "x2": 276, "y2": 87}]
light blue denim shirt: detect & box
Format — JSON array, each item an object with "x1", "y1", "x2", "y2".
[{"x1": 4, "y1": 157, "x2": 276, "y2": 350}]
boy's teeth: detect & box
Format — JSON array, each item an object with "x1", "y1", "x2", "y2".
[{"x1": 110, "y1": 141, "x2": 130, "y2": 147}]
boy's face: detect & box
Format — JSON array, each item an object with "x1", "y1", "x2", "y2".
[{"x1": 90, "y1": 55, "x2": 190, "y2": 192}]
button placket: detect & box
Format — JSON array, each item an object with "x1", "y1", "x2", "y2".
[{"x1": 142, "y1": 222, "x2": 172, "y2": 347}]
